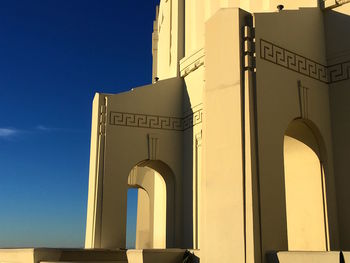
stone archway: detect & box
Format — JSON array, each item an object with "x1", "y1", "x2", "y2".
[
  {"x1": 126, "y1": 160, "x2": 175, "y2": 249},
  {"x1": 283, "y1": 119, "x2": 329, "y2": 251}
]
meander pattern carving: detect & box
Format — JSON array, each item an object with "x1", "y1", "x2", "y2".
[
  {"x1": 110, "y1": 109, "x2": 203, "y2": 131},
  {"x1": 260, "y1": 39, "x2": 350, "y2": 84},
  {"x1": 328, "y1": 61, "x2": 350, "y2": 83}
]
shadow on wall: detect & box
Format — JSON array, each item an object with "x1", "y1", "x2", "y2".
[
  {"x1": 325, "y1": 8, "x2": 350, "y2": 251},
  {"x1": 182, "y1": 85, "x2": 196, "y2": 249}
]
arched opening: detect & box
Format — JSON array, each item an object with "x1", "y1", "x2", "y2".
[
  {"x1": 283, "y1": 119, "x2": 329, "y2": 251},
  {"x1": 126, "y1": 163, "x2": 167, "y2": 249}
]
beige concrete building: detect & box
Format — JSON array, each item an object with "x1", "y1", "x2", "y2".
[
  {"x1": 2, "y1": 0, "x2": 350, "y2": 262},
  {"x1": 83, "y1": 0, "x2": 350, "y2": 262}
]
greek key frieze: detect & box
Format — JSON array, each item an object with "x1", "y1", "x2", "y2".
[
  {"x1": 328, "y1": 61, "x2": 350, "y2": 83},
  {"x1": 260, "y1": 39, "x2": 328, "y2": 83},
  {"x1": 260, "y1": 39, "x2": 350, "y2": 84},
  {"x1": 110, "y1": 109, "x2": 203, "y2": 131}
]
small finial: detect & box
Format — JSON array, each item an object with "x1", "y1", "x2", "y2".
[
  {"x1": 155, "y1": 77, "x2": 159, "y2": 82},
  {"x1": 277, "y1": 4, "x2": 284, "y2": 11}
]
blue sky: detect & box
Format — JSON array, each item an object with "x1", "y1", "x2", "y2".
[{"x1": 0, "y1": 0, "x2": 159, "y2": 248}]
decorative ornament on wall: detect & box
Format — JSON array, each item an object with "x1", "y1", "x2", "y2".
[
  {"x1": 260, "y1": 39, "x2": 350, "y2": 84},
  {"x1": 148, "y1": 134, "x2": 159, "y2": 160},
  {"x1": 298, "y1": 80, "x2": 309, "y2": 119},
  {"x1": 109, "y1": 108, "x2": 203, "y2": 131}
]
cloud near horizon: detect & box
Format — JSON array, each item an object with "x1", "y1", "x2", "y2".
[
  {"x1": 36, "y1": 125, "x2": 54, "y2": 132},
  {"x1": 0, "y1": 128, "x2": 18, "y2": 138},
  {"x1": 36, "y1": 125, "x2": 85, "y2": 133},
  {"x1": 0, "y1": 126, "x2": 85, "y2": 139}
]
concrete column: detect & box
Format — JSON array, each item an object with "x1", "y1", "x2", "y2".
[{"x1": 203, "y1": 8, "x2": 246, "y2": 263}]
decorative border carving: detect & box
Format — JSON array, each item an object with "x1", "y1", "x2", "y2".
[
  {"x1": 180, "y1": 57, "x2": 204, "y2": 77},
  {"x1": 328, "y1": 61, "x2": 350, "y2": 83},
  {"x1": 260, "y1": 39, "x2": 350, "y2": 84},
  {"x1": 260, "y1": 39, "x2": 328, "y2": 83},
  {"x1": 180, "y1": 48, "x2": 205, "y2": 77},
  {"x1": 109, "y1": 108, "x2": 203, "y2": 131}
]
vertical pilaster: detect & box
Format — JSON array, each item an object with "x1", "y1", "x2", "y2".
[
  {"x1": 203, "y1": 8, "x2": 247, "y2": 263},
  {"x1": 85, "y1": 93, "x2": 107, "y2": 249}
]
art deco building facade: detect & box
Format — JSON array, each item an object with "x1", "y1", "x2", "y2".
[
  {"x1": 1, "y1": 0, "x2": 350, "y2": 262},
  {"x1": 84, "y1": 0, "x2": 350, "y2": 262}
]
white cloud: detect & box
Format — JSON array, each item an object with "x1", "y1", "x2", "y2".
[
  {"x1": 36, "y1": 125, "x2": 84, "y2": 133},
  {"x1": 0, "y1": 128, "x2": 18, "y2": 138},
  {"x1": 0, "y1": 125, "x2": 84, "y2": 140},
  {"x1": 36, "y1": 125, "x2": 53, "y2": 132}
]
